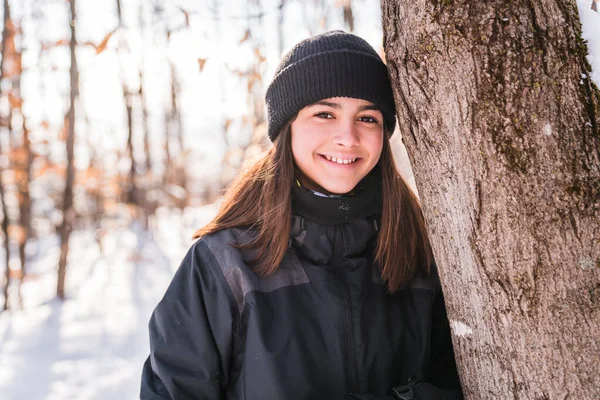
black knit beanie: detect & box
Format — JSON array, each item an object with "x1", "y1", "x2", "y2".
[{"x1": 265, "y1": 30, "x2": 396, "y2": 141}]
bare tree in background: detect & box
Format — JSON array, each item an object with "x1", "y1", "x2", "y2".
[
  {"x1": 137, "y1": 1, "x2": 155, "y2": 228},
  {"x1": 168, "y1": 57, "x2": 188, "y2": 208},
  {"x1": 303, "y1": 0, "x2": 331, "y2": 34},
  {"x1": 162, "y1": 40, "x2": 172, "y2": 177},
  {"x1": 11, "y1": 16, "x2": 32, "y2": 307},
  {"x1": 140, "y1": 74, "x2": 151, "y2": 175},
  {"x1": 0, "y1": 149, "x2": 8, "y2": 310},
  {"x1": 382, "y1": 0, "x2": 600, "y2": 397},
  {"x1": 139, "y1": 22, "x2": 151, "y2": 179},
  {"x1": 276, "y1": 0, "x2": 285, "y2": 57},
  {"x1": 115, "y1": 0, "x2": 137, "y2": 206},
  {"x1": 340, "y1": 0, "x2": 354, "y2": 32},
  {"x1": 160, "y1": 28, "x2": 187, "y2": 209},
  {"x1": 0, "y1": 0, "x2": 13, "y2": 310},
  {"x1": 241, "y1": 0, "x2": 270, "y2": 164},
  {"x1": 57, "y1": 0, "x2": 79, "y2": 300}
]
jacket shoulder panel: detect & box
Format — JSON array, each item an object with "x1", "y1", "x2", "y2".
[{"x1": 199, "y1": 228, "x2": 309, "y2": 314}]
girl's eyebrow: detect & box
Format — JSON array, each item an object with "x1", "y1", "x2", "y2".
[
  {"x1": 310, "y1": 100, "x2": 381, "y2": 112},
  {"x1": 358, "y1": 104, "x2": 382, "y2": 112},
  {"x1": 310, "y1": 100, "x2": 341, "y2": 109}
]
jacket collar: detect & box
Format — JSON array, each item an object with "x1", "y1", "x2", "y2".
[
  {"x1": 290, "y1": 168, "x2": 382, "y2": 226},
  {"x1": 289, "y1": 170, "x2": 382, "y2": 265}
]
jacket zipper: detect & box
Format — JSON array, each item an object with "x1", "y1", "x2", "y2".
[{"x1": 333, "y1": 226, "x2": 359, "y2": 394}]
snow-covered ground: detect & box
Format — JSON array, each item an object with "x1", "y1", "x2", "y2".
[
  {"x1": 0, "y1": 205, "x2": 218, "y2": 400},
  {"x1": 579, "y1": 0, "x2": 600, "y2": 84}
]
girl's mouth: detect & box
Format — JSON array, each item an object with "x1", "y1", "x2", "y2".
[{"x1": 321, "y1": 155, "x2": 359, "y2": 165}]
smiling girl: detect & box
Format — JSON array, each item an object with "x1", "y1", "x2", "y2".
[{"x1": 141, "y1": 30, "x2": 463, "y2": 400}]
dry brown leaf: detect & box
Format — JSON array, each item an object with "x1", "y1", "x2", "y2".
[
  {"x1": 36, "y1": 164, "x2": 65, "y2": 179},
  {"x1": 246, "y1": 71, "x2": 262, "y2": 92},
  {"x1": 41, "y1": 39, "x2": 69, "y2": 51},
  {"x1": 8, "y1": 147, "x2": 27, "y2": 165},
  {"x1": 247, "y1": 77, "x2": 254, "y2": 93},
  {"x1": 229, "y1": 68, "x2": 246, "y2": 77},
  {"x1": 59, "y1": 116, "x2": 69, "y2": 141},
  {"x1": 95, "y1": 29, "x2": 116, "y2": 54},
  {"x1": 83, "y1": 166, "x2": 101, "y2": 180},
  {"x1": 240, "y1": 30, "x2": 251, "y2": 44},
  {"x1": 4, "y1": 54, "x2": 22, "y2": 78},
  {"x1": 182, "y1": 9, "x2": 190, "y2": 27},
  {"x1": 198, "y1": 58, "x2": 207, "y2": 72},
  {"x1": 75, "y1": 166, "x2": 101, "y2": 187},
  {"x1": 319, "y1": 16, "x2": 327, "y2": 29},
  {"x1": 13, "y1": 169, "x2": 27, "y2": 186},
  {"x1": 2, "y1": 19, "x2": 21, "y2": 78},
  {"x1": 8, "y1": 268, "x2": 23, "y2": 280},
  {"x1": 8, "y1": 92, "x2": 23, "y2": 109},
  {"x1": 54, "y1": 39, "x2": 69, "y2": 47},
  {"x1": 254, "y1": 47, "x2": 266, "y2": 63}
]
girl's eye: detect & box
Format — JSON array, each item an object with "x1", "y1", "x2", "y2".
[
  {"x1": 359, "y1": 116, "x2": 378, "y2": 124},
  {"x1": 315, "y1": 112, "x2": 334, "y2": 119}
]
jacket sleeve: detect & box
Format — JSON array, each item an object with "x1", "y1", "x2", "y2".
[
  {"x1": 140, "y1": 241, "x2": 238, "y2": 399},
  {"x1": 425, "y1": 269, "x2": 463, "y2": 399}
]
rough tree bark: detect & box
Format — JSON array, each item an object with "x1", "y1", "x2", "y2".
[
  {"x1": 57, "y1": 0, "x2": 79, "y2": 299},
  {"x1": 382, "y1": 0, "x2": 599, "y2": 398}
]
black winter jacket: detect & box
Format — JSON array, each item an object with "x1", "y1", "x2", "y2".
[{"x1": 141, "y1": 181, "x2": 463, "y2": 400}]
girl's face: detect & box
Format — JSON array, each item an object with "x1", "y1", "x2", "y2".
[{"x1": 291, "y1": 97, "x2": 384, "y2": 195}]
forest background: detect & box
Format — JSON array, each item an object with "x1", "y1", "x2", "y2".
[{"x1": 0, "y1": 0, "x2": 598, "y2": 399}]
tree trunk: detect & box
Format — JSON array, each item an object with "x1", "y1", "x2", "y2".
[
  {"x1": 0, "y1": 0, "x2": 13, "y2": 311},
  {"x1": 138, "y1": 1, "x2": 153, "y2": 226},
  {"x1": 15, "y1": 51, "x2": 32, "y2": 305},
  {"x1": 116, "y1": 0, "x2": 137, "y2": 206},
  {"x1": 163, "y1": 32, "x2": 173, "y2": 188},
  {"x1": 124, "y1": 90, "x2": 136, "y2": 204},
  {"x1": 0, "y1": 158, "x2": 9, "y2": 311},
  {"x1": 170, "y1": 60, "x2": 188, "y2": 208},
  {"x1": 277, "y1": 0, "x2": 285, "y2": 57},
  {"x1": 16, "y1": 108, "x2": 32, "y2": 308},
  {"x1": 382, "y1": 0, "x2": 600, "y2": 398},
  {"x1": 57, "y1": 0, "x2": 79, "y2": 300},
  {"x1": 140, "y1": 69, "x2": 151, "y2": 175}
]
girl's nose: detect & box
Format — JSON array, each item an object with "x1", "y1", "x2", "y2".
[{"x1": 333, "y1": 119, "x2": 360, "y2": 148}]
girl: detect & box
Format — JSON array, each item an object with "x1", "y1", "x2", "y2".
[{"x1": 141, "y1": 30, "x2": 463, "y2": 400}]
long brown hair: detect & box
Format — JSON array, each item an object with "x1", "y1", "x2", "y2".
[{"x1": 193, "y1": 123, "x2": 432, "y2": 292}]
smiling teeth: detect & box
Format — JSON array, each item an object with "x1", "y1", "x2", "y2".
[{"x1": 325, "y1": 155, "x2": 357, "y2": 164}]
